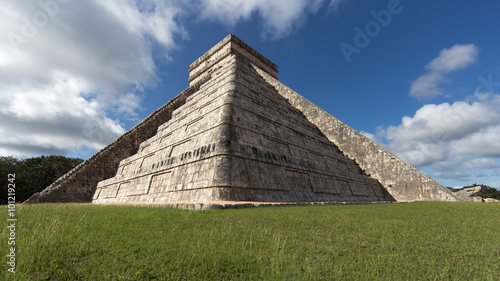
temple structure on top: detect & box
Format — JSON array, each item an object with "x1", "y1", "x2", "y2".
[{"x1": 26, "y1": 35, "x2": 461, "y2": 205}]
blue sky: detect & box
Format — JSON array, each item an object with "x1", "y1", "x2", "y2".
[{"x1": 1, "y1": 0, "x2": 500, "y2": 189}]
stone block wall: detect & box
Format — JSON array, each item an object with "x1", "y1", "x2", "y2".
[
  {"x1": 24, "y1": 77, "x2": 210, "y2": 203},
  {"x1": 93, "y1": 48, "x2": 394, "y2": 204},
  {"x1": 254, "y1": 66, "x2": 461, "y2": 202},
  {"x1": 93, "y1": 53, "x2": 239, "y2": 204},
  {"x1": 211, "y1": 58, "x2": 393, "y2": 202}
]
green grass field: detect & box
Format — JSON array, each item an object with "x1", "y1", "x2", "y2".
[{"x1": 1, "y1": 202, "x2": 499, "y2": 280}]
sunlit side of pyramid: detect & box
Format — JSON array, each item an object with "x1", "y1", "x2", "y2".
[{"x1": 26, "y1": 35, "x2": 461, "y2": 204}]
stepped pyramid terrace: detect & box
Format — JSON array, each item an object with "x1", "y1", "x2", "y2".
[{"x1": 25, "y1": 35, "x2": 462, "y2": 206}]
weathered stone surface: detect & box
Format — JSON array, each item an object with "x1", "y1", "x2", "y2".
[
  {"x1": 201, "y1": 203, "x2": 224, "y2": 210},
  {"x1": 453, "y1": 186, "x2": 483, "y2": 202},
  {"x1": 469, "y1": 197, "x2": 484, "y2": 202},
  {"x1": 89, "y1": 34, "x2": 394, "y2": 205},
  {"x1": 254, "y1": 67, "x2": 460, "y2": 202},
  {"x1": 26, "y1": 34, "x2": 461, "y2": 205},
  {"x1": 226, "y1": 203, "x2": 257, "y2": 209}
]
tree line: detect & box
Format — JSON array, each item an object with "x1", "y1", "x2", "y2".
[{"x1": 1, "y1": 155, "x2": 83, "y2": 204}]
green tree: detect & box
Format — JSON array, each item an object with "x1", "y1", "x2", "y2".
[
  {"x1": 1, "y1": 155, "x2": 83, "y2": 204},
  {"x1": 473, "y1": 184, "x2": 500, "y2": 200},
  {"x1": 0, "y1": 156, "x2": 20, "y2": 204}
]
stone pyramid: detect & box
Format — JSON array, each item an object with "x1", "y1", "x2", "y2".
[{"x1": 26, "y1": 35, "x2": 461, "y2": 205}]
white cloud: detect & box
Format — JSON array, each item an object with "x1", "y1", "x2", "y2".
[
  {"x1": 197, "y1": 0, "x2": 326, "y2": 39},
  {"x1": 0, "y1": 73, "x2": 125, "y2": 157},
  {"x1": 97, "y1": 1, "x2": 186, "y2": 49},
  {"x1": 409, "y1": 44, "x2": 479, "y2": 99},
  {"x1": 385, "y1": 100, "x2": 499, "y2": 143},
  {"x1": 426, "y1": 44, "x2": 479, "y2": 73},
  {"x1": 463, "y1": 158, "x2": 500, "y2": 170},
  {"x1": 378, "y1": 93, "x2": 500, "y2": 178},
  {"x1": 328, "y1": 0, "x2": 345, "y2": 12},
  {"x1": 452, "y1": 171, "x2": 470, "y2": 179},
  {"x1": 0, "y1": 0, "x2": 185, "y2": 158},
  {"x1": 409, "y1": 73, "x2": 445, "y2": 100},
  {"x1": 474, "y1": 171, "x2": 487, "y2": 177},
  {"x1": 384, "y1": 94, "x2": 500, "y2": 166},
  {"x1": 449, "y1": 126, "x2": 500, "y2": 158},
  {"x1": 487, "y1": 181, "x2": 500, "y2": 189},
  {"x1": 429, "y1": 169, "x2": 471, "y2": 181}
]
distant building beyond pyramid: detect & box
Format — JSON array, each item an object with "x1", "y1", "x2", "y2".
[{"x1": 26, "y1": 34, "x2": 461, "y2": 205}]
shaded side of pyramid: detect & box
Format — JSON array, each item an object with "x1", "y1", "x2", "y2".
[
  {"x1": 25, "y1": 34, "x2": 461, "y2": 204},
  {"x1": 251, "y1": 67, "x2": 460, "y2": 202}
]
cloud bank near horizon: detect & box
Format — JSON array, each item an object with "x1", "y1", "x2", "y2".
[
  {"x1": 365, "y1": 92, "x2": 500, "y2": 188},
  {"x1": 409, "y1": 44, "x2": 479, "y2": 100}
]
